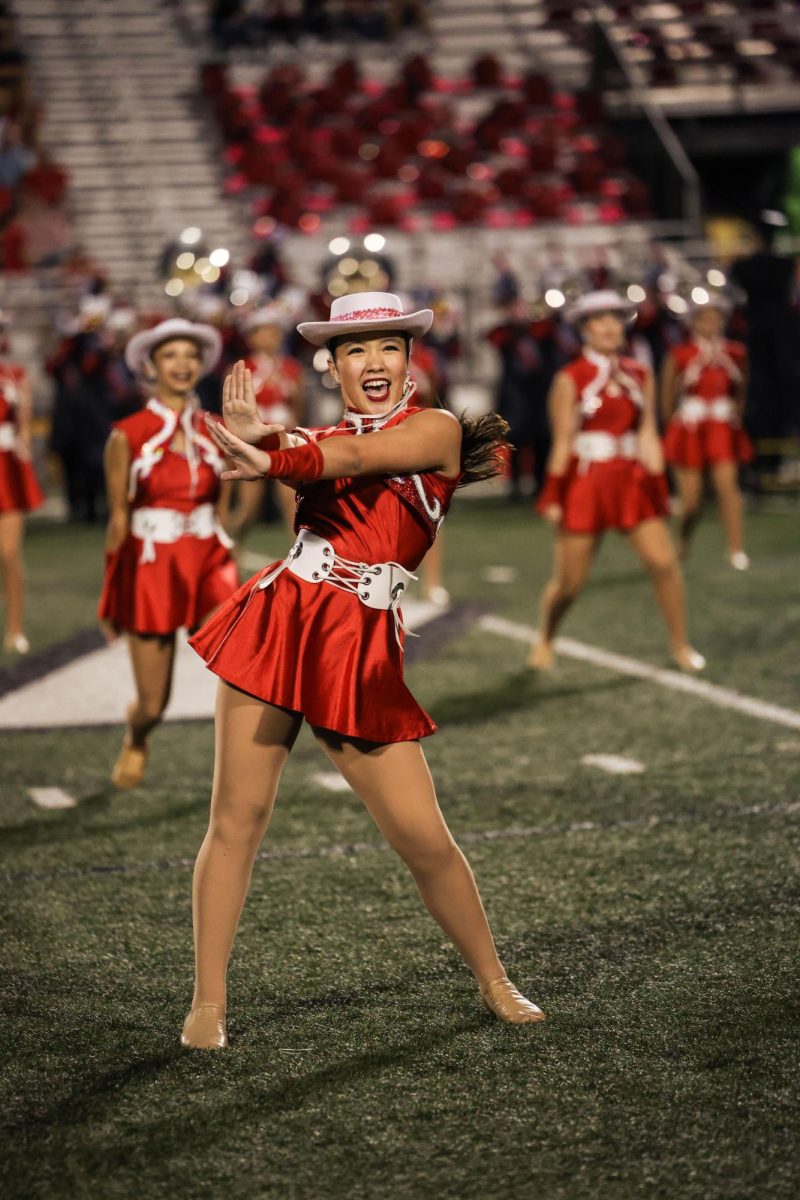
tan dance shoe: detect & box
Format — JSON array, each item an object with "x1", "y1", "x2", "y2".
[
  {"x1": 527, "y1": 640, "x2": 555, "y2": 671},
  {"x1": 671, "y1": 645, "x2": 707, "y2": 674},
  {"x1": 111, "y1": 739, "x2": 148, "y2": 789},
  {"x1": 3, "y1": 632, "x2": 30, "y2": 655},
  {"x1": 180, "y1": 1003, "x2": 228, "y2": 1050},
  {"x1": 480, "y1": 976, "x2": 545, "y2": 1024}
]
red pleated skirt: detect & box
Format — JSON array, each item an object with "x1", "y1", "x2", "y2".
[
  {"x1": 562, "y1": 458, "x2": 670, "y2": 535},
  {"x1": 98, "y1": 533, "x2": 239, "y2": 635},
  {"x1": 0, "y1": 450, "x2": 44, "y2": 514},
  {"x1": 189, "y1": 567, "x2": 437, "y2": 744},
  {"x1": 664, "y1": 419, "x2": 754, "y2": 470}
]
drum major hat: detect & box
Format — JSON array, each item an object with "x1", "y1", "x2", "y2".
[
  {"x1": 125, "y1": 318, "x2": 223, "y2": 375},
  {"x1": 297, "y1": 291, "x2": 434, "y2": 348},
  {"x1": 566, "y1": 289, "x2": 637, "y2": 326}
]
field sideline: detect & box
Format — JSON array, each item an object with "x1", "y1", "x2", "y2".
[{"x1": 2, "y1": 498, "x2": 798, "y2": 1199}]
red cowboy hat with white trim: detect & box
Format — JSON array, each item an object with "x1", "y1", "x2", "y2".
[
  {"x1": 297, "y1": 291, "x2": 434, "y2": 348},
  {"x1": 125, "y1": 318, "x2": 223, "y2": 375}
]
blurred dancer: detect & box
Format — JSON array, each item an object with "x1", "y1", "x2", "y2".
[
  {"x1": 226, "y1": 304, "x2": 302, "y2": 540},
  {"x1": 409, "y1": 332, "x2": 449, "y2": 606},
  {"x1": 0, "y1": 311, "x2": 43, "y2": 653},
  {"x1": 98, "y1": 319, "x2": 239, "y2": 788},
  {"x1": 533, "y1": 290, "x2": 705, "y2": 674},
  {"x1": 662, "y1": 298, "x2": 752, "y2": 568},
  {"x1": 181, "y1": 292, "x2": 543, "y2": 1049}
]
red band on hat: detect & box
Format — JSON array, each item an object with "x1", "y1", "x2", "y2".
[{"x1": 331, "y1": 307, "x2": 402, "y2": 322}]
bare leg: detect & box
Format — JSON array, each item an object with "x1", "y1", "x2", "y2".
[
  {"x1": 710, "y1": 461, "x2": 745, "y2": 559},
  {"x1": 532, "y1": 532, "x2": 598, "y2": 668},
  {"x1": 0, "y1": 511, "x2": 26, "y2": 643},
  {"x1": 126, "y1": 632, "x2": 177, "y2": 747},
  {"x1": 627, "y1": 518, "x2": 704, "y2": 671},
  {"x1": 674, "y1": 467, "x2": 703, "y2": 559},
  {"x1": 191, "y1": 684, "x2": 301, "y2": 1011},
  {"x1": 110, "y1": 633, "x2": 177, "y2": 787},
  {"x1": 313, "y1": 733, "x2": 542, "y2": 1023}
]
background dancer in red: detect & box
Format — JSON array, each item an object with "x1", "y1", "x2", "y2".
[
  {"x1": 98, "y1": 318, "x2": 239, "y2": 789},
  {"x1": 0, "y1": 310, "x2": 44, "y2": 655},
  {"x1": 662, "y1": 298, "x2": 752, "y2": 569},
  {"x1": 182, "y1": 292, "x2": 543, "y2": 1050},
  {"x1": 226, "y1": 304, "x2": 302, "y2": 540},
  {"x1": 533, "y1": 290, "x2": 705, "y2": 674}
]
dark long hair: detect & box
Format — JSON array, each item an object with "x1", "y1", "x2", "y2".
[{"x1": 456, "y1": 411, "x2": 511, "y2": 487}]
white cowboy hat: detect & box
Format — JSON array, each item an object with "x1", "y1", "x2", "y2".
[
  {"x1": 297, "y1": 291, "x2": 434, "y2": 348},
  {"x1": 565, "y1": 289, "x2": 637, "y2": 326},
  {"x1": 241, "y1": 303, "x2": 289, "y2": 333},
  {"x1": 125, "y1": 317, "x2": 223, "y2": 375}
]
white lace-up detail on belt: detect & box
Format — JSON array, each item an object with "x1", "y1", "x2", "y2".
[{"x1": 256, "y1": 529, "x2": 418, "y2": 649}]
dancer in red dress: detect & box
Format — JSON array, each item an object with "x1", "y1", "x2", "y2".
[
  {"x1": 227, "y1": 303, "x2": 302, "y2": 539},
  {"x1": 0, "y1": 310, "x2": 44, "y2": 654},
  {"x1": 533, "y1": 290, "x2": 705, "y2": 674},
  {"x1": 98, "y1": 318, "x2": 239, "y2": 788},
  {"x1": 181, "y1": 292, "x2": 543, "y2": 1049},
  {"x1": 662, "y1": 298, "x2": 752, "y2": 569}
]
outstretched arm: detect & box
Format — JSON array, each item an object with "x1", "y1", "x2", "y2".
[{"x1": 205, "y1": 409, "x2": 462, "y2": 483}]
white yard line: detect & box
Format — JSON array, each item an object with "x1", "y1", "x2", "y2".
[
  {"x1": 480, "y1": 614, "x2": 800, "y2": 732},
  {"x1": 28, "y1": 787, "x2": 76, "y2": 810},
  {"x1": 312, "y1": 771, "x2": 353, "y2": 794},
  {"x1": 582, "y1": 754, "x2": 645, "y2": 775}
]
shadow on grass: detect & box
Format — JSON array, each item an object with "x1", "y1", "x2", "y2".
[{"x1": 429, "y1": 671, "x2": 635, "y2": 726}]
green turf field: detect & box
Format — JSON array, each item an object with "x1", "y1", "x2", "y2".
[{"x1": 2, "y1": 500, "x2": 799, "y2": 1199}]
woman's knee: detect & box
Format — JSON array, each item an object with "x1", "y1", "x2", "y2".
[
  {"x1": 209, "y1": 793, "x2": 272, "y2": 844},
  {"x1": 394, "y1": 828, "x2": 461, "y2": 877},
  {"x1": 643, "y1": 550, "x2": 679, "y2": 579}
]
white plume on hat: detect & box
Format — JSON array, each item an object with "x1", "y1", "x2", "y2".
[
  {"x1": 124, "y1": 317, "x2": 223, "y2": 375},
  {"x1": 297, "y1": 291, "x2": 434, "y2": 348},
  {"x1": 566, "y1": 289, "x2": 637, "y2": 326}
]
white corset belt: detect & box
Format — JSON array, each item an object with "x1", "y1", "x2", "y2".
[
  {"x1": 256, "y1": 528, "x2": 418, "y2": 649},
  {"x1": 130, "y1": 503, "x2": 232, "y2": 564},
  {"x1": 678, "y1": 397, "x2": 737, "y2": 426},
  {"x1": 0, "y1": 422, "x2": 18, "y2": 451},
  {"x1": 574, "y1": 431, "x2": 639, "y2": 467}
]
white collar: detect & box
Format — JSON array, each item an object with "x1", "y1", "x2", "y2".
[
  {"x1": 342, "y1": 396, "x2": 408, "y2": 433},
  {"x1": 583, "y1": 348, "x2": 615, "y2": 370}
]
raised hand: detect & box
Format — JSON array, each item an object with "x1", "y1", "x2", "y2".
[
  {"x1": 205, "y1": 414, "x2": 273, "y2": 481},
  {"x1": 222, "y1": 359, "x2": 286, "y2": 446}
]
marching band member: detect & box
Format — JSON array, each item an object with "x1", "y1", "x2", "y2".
[
  {"x1": 181, "y1": 292, "x2": 544, "y2": 1049},
  {"x1": 0, "y1": 310, "x2": 44, "y2": 654},
  {"x1": 98, "y1": 318, "x2": 239, "y2": 789},
  {"x1": 533, "y1": 290, "x2": 705, "y2": 674},
  {"x1": 227, "y1": 304, "x2": 302, "y2": 539},
  {"x1": 662, "y1": 297, "x2": 752, "y2": 568}
]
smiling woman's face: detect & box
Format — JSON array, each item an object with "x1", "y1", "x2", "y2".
[
  {"x1": 150, "y1": 338, "x2": 203, "y2": 396},
  {"x1": 582, "y1": 311, "x2": 625, "y2": 355},
  {"x1": 329, "y1": 331, "x2": 408, "y2": 414}
]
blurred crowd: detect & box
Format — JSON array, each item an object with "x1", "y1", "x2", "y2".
[
  {"x1": 0, "y1": 3, "x2": 71, "y2": 274},
  {"x1": 202, "y1": 52, "x2": 649, "y2": 237},
  {"x1": 209, "y1": 0, "x2": 428, "y2": 51},
  {"x1": 4, "y1": 221, "x2": 792, "y2": 525}
]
